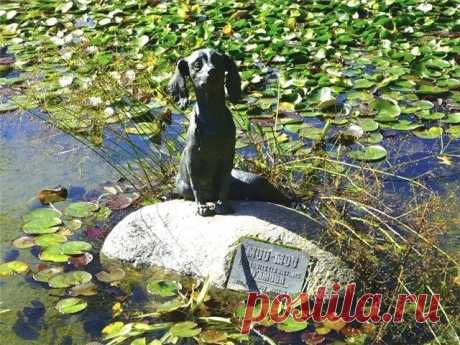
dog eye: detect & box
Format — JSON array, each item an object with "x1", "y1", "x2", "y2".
[{"x1": 192, "y1": 60, "x2": 202, "y2": 71}]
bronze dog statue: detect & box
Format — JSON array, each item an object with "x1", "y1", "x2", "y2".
[{"x1": 168, "y1": 48, "x2": 289, "y2": 216}]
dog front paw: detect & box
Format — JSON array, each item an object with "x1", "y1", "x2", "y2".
[{"x1": 196, "y1": 203, "x2": 215, "y2": 217}]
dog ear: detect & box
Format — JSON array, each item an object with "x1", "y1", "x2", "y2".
[
  {"x1": 167, "y1": 59, "x2": 189, "y2": 109},
  {"x1": 223, "y1": 54, "x2": 241, "y2": 103}
]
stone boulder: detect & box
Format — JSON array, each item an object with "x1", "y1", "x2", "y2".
[{"x1": 101, "y1": 200, "x2": 354, "y2": 295}]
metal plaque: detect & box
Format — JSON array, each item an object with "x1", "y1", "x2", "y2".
[{"x1": 227, "y1": 239, "x2": 309, "y2": 295}]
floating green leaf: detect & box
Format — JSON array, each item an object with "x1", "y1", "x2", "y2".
[
  {"x1": 170, "y1": 321, "x2": 201, "y2": 338},
  {"x1": 56, "y1": 297, "x2": 87, "y2": 314},
  {"x1": 155, "y1": 298, "x2": 187, "y2": 313},
  {"x1": 95, "y1": 206, "x2": 112, "y2": 221},
  {"x1": 362, "y1": 132, "x2": 384, "y2": 144},
  {"x1": 49, "y1": 271, "x2": 92, "y2": 288},
  {"x1": 299, "y1": 126, "x2": 323, "y2": 140},
  {"x1": 0, "y1": 261, "x2": 29, "y2": 276},
  {"x1": 373, "y1": 97, "x2": 400, "y2": 121},
  {"x1": 146, "y1": 280, "x2": 180, "y2": 297},
  {"x1": 413, "y1": 127, "x2": 443, "y2": 139},
  {"x1": 130, "y1": 338, "x2": 146, "y2": 345},
  {"x1": 389, "y1": 120, "x2": 422, "y2": 131},
  {"x1": 438, "y1": 78, "x2": 460, "y2": 89},
  {"x1": 33, "y1": 267, "x2": 64, "y2": 283},
  {"x1": 355, "y1": 118, "x2": 379, "y2": 132},
  {"x1": 64, "y1": 202, "x2": 98, "y2": 218},
  {"x1": 0, "y1": 102, "x2": 18, "y2": 112},
  {"x1": 70, "y1": 282, "x2": 98, "y2": 296},
  {"x1": 34, "y1": 234, "x2": 67, "y2": 247},
  {"x1": 348, "y1": 145, "x2": 387, "y2": 162},
  {"x1": 447, "y1": 126, "x2": 460, "y2": 139},
  {"x1": 417, "y1": 110, "x2": 445, "y2": 121},
  {"x1": 442, "y1": 113, "x2": 460, "y2": 124},
  {"x1": 23, "y1": 217, "x2": 61, "y2": 234},
  {"x1": 39, "y1": 245, "x2": 70, "y2": 263},
  {"x1": 24, "y1": 208, "x2": 61, "y2": 223},
  {"x1": 95, "y1": 268, "x2": 126, "y2": 283},
  {"x1": 416, "y1": 85, "x2": 448, "y2": 95},
  {"x1": 12, "y1": 236, "x2": 35, "y2": 249},
  {"x1": 277, "y1": 315, "x2": 309, "y2": 332},
  {"x1": 125, "y1": 122, "x2": 161, "y2": 136},
  {"x1": 65, "y1": 219, "x2": 82, "y2": 231},
  {"x1": 60, "y1": 241, "x2": 92, "y2": 255},
  {"x1": 354, "y1": 79, "x2": 374, "y2": 89}
]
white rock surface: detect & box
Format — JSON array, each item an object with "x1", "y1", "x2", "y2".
[{"x1": 101, "y1": 200, "x2": 354, "y2": 294}]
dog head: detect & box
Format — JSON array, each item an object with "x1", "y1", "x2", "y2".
[{"x1": 168, "y1": 48, "x2": 241, "y2": 109}]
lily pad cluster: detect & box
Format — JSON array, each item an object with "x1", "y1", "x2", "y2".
[
  {"x1": 4, "y1": 199, "x2": 114, "y2": 315},
  {"x1": 1, "y1": 0, "x2": 459, "y2": 163}
]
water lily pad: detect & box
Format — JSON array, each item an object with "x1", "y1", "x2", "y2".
[
  {"x1": 170, "y1": 321, "x2": 201, "y2": 338},
  {"x1": 0, "y1": 102, "x2": 18, "y2": 112},
  {"x1": 24, "y1": 207, "x2": 60, "y2": 223},
  {"x1": 447, "y1": 126, "x2": 460, "y2": 139},
  {"x1": 12, "y1": 236, "x2": 35, "y2": 249},
  {"x1": 49, "y1": 271, "x2": 92, "y2": 288},
  {"x1": 70, "y1": 282, "x2": 97, "y2": 296},
  {"x1": 32, "y1": 266, "x2": 63, "y2": 283},
  {"x1": 156, "y1": 298, "x2": 187, "y2": 313},
  {"x1": 146, "y1": 280, "x2": 180, "y2": 297},
  {"x1": 94, "y1": 206, "x2": 112, "y2": 220},
  {"x1": 348, "y1": 145, "x2": 387, "y2": 162},
  {"x1": 56, "y1": 297, "x2": 87, "y2": 314},
  {"x1": 60, "y1": 241, "x2": 92, "y2": 255},
  {"x1": 34, "y1": 234, "x2": 67, "y2": 247},
  {"x1": 95, "y1": 268, "x2": 126, "y2": 283},
  {"x1": 39, "y1": 246, "x2": 70, "y2": 263},
  {"x1": 65, "y1": 219, "x2": 82, "y2": 231},
  {"x1": 442, "y1": 113, "x2": 460, "y2": 124},
  {"x1": 402, "y1": 100, "x2": 434, "y2": 113},
  {"x1": 277, "y1": 316, "x2": 309, "y2": 332},
  {"x1": 373, "y1": 97, "x2": 400, "y2": 121},
  {"x1": 417, "y1": 110, "x2": 445, "y2": 121},
  {"x1": 125, "y1": 122, "x2": 161, "y2": 136},
  {"x1": 347, "y1": 91, "x2": 374, "y2": 102},
  {"x1": 362, "y1": 132, "x2": 384, "y2": 144},
  {"x1": 355, "y1": 118, "x2": 379, "y2": 132},
  {"x1": 283, "y1": 123, "x2": 304, "y2": 133},
  {"x1": 416, "y1": 85, "x2": 449, "y2": 95},
  {"x1": 299, "y1": 126, "x2": 323, "y2": 140},
  {"x1": 413, "y1": 127, "x2": 443, "y2": 139},
  {"x1": 23, "y1": 217, "x2": 61, "y2": 234},
  {"x1": 389, "y1": 120, "x2": 422, "y2": 131},
  {"x1": 200, "y1": 330, "x2": 228, "y2": 343},
  {"x1": 437, "y1": 78, "x2": 460, "y2": 89},
  {"x1": 64, "y1": 202, "x2": 98, "y2": 218},
  {"x1": 0, "y1": 261, "x2": 29, "y2": 276},
  {"x1": 354, "y1": 79, "x2": 374, "y2": 89}
]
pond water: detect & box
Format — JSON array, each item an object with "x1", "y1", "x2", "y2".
[
  {"x1": 1, "y1": 106, "x2": 459, "y2": 344},
  {"x1": 0, "y1": 111, "x2": 120, "y2": 344}
]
